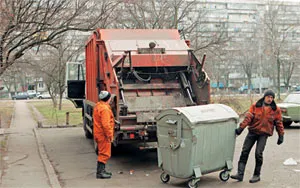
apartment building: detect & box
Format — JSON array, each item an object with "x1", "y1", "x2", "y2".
[{"x1": 181, "y1": 0, "x2": 300, "y2": 91}]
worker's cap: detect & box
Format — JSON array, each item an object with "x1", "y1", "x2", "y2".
[
  {"x1": 99, "y1": 91, "x2": 111, "y2": 102},
  {"x1": 264, "y1": 89, "x2": 275, "y2": 99}
]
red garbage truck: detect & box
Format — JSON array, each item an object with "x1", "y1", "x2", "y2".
[{"x1": 67, "y1": 29, "x2": 210, "y2": 149}]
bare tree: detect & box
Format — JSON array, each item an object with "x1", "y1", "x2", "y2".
[
  {"x1": 205, "y1": 46, "x2": 232, "y2": 93},
  {"x1": 51, "y1": 32, "x2": 86, "y2": 110},
  {"x1": 0, "y1": 0, "x2": 119, "y2": 76},
  {"x1": 115, "y1": 0, "x2": 196, "y2": 29},
  {"x1": 263, "y1": 0, "x2": 297, "y2": 99},
  {"x1": 281, "y1": 31, "x2": 299, "y2": 90},
  {"x1": 192, "y1": 25, "x2": 229, "y2": 53},
  {"x1": 282, "y1": 59, "x2": 295, "y2": 91},
  {"x1": 237, "y1": 39, "x2": 259, "y2": 94},
  {"x1": 1, "y1": 67, "x2": 19, "y2": 97},
  {"x1": 116, "y1": 0, "x2": 229, "y2": 50},
  {"x1": 24, "y1": 31, "x2": 87, "y2": 109},
  {"x1": 0, "y1": 62, "x2": 34, "y2": 94}
]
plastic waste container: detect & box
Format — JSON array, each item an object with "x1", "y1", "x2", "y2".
[{"x1": 155, "y1": 104, "x2": 239, "y2": 188}]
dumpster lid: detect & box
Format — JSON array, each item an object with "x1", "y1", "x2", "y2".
[{"x1": 157, "y1": 104, "x2": 239, "y2": 124}]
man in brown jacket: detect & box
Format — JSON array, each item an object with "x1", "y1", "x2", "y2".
[
  {"x1": 93, "y1": 91, "x2": 114, "y2": 179},
  {"x1": 231, "y1": 90, "x2": 284, "y2": 183}
]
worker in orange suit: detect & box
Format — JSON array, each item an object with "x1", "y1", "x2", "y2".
[{"x1": 93, "y1": 91, "x2": 114, "y2": 179}]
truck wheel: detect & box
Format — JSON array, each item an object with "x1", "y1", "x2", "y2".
[
  {"x1": 160, "y1": 172, "x2": 170, "y2": 183},
  {"x1": 283, "y1": 121, "x2": 292, "y2": 128},
  {"x1": 83, "y1": 117, "x2": 93, "y2": 139},
  {"x1": 219, "y1": 170, "x2": 230, "y2": 182}
]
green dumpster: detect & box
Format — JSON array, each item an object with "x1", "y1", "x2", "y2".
[{"x1": 155, "y1": 104, "x2": 239, "y2": 188}]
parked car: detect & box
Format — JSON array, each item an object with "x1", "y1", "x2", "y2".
[
  {"x1": 27, "y1": 90, "x2": 39, "y2": 98},
  {"x1": 238, "y1": 85, "x2": 254, "y2": 94},
  {"x1": 37, "y1": 93, "x2": 51, "y2": 99},
  {"x1": 12, "y1": 92, "x2": 33, "y2": 100},
  {"x1": 277, "y1": 92, "x2": 300, "y2": 127}
]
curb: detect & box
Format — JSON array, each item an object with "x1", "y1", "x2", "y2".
[
  {"x1": 30, "y1": 103, "x2": 62, "y2": 187},
  {"x1": 33, "y1": 128, "x2": 62, "y2": 188}
]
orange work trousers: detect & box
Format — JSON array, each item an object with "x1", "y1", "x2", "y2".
[{"x1": 97, "y1": 136, "x2": 111, "y2": 164}]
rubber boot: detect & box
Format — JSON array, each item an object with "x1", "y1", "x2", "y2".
[
  {"x1": 230, "y1": 174, "x2": 243, "y2": 181},
  {"x1": 104, "y1": 166, "x2": 112, "y2": 176},
  {"x1": 100, "y1": 162, "x2": 112, "y2": 176},
  {"x1": 96, "y1": 162, "x2": 112, "y2": 179},
  {"x1": 249, "y1": 175, "x2": 260, "y2": 183},
  {"x1": 231, "y1": 162, "x2": 246, "y2": 181}
]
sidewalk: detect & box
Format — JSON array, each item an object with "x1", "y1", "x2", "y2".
[{"x1": 0, "y1": 101, "x2": 60, "y2": 188}]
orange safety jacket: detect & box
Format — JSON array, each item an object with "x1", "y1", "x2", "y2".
[
  {"x1": 240, "y1": 98, "x2": 284, "y2": 136},
  {"x1": 93, "y1": 101, "x2": 114, "y2": 142}
]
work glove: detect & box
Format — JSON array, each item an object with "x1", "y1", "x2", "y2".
[
  {"x1": 277, "y1": 135, "x2": 284, "y2": 145},
  {"x1": 235, "y1": 127, "x2": 244, "y2": 136}
]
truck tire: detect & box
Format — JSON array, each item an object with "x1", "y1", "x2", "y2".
[{"x1": 83, "y1": 117, "x2": 93, "y2": 139}]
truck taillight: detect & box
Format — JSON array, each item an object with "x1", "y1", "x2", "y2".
[
  {"x1": 129, "y1": 133, "x2": 135, "y2": 139},
  {"x1": 281, "y1": 108, "x2": 287, "y2": 113}
]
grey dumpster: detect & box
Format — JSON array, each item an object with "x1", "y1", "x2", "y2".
[{"x1": 155, "y1": 104, "x2": 239, "y2": 188}]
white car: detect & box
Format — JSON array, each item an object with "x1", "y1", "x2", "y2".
[
  {"x1": 37, "y1": 93, "x2": 51, "y2": 99},
  {"x1": 27, "y1": 90, "x2": 38, "y2": 98},
  {"x1": 277, "y1": 92, "x2": 300, "y2": 127}
]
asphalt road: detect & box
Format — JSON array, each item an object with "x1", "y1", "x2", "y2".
[
  {"x1": 1, "y1": 100, "x2": 299, "y2": 188},
  {"x1": 38, "y1": 123, "x2": 300, "y2": 188}
]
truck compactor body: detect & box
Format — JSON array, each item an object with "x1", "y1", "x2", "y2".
[{"x1": 67, "y1": 29, "x2": 210, "y2": 148}]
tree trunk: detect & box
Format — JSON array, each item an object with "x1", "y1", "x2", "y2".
[
  {"x1": 52, "y1": 97, "x2": 57, "y2": 108},
  {"x1": 285, "y1": 62, "x2": 295, "y2": 92},
  {"x1": 174, "y1": 7, "x2": 178, "y2": 29},
  {"x1": 13, "y1": 77, "x2": 17, "y2": 93},
  {"x1": 59, "y1": 94, "x2": 63, "y2": 110},
  {"x1": 277, "y1": 57, "x2": 281, "y2": 100},
  {"x1": 247, "y1": 76, "x2": 252, "y2": 96},
  {"x1": 225, "y1": 73, "x2": 229, "y2": 93}
]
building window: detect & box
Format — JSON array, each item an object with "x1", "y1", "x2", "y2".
[{"x1": 38, "y1": 82, "x2": 44, "y2": 88}]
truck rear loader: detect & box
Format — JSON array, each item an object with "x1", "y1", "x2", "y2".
[{"x1": 67, "y1": 29, "x2": 210, "y2": 149}]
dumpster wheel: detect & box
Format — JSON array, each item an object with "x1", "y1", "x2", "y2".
[
  {"x1": 160, "y1": 172, "x2": 170, "y2": 183},
  {"x1": 219, "y1": 170, "x2": 230, "y2": 182},
  {"x1": 188, "y1": 179, "x2": 199, "y2": 188}
]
